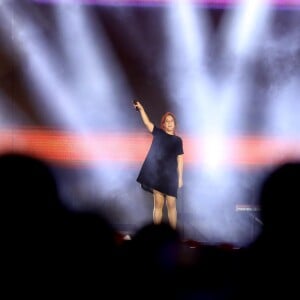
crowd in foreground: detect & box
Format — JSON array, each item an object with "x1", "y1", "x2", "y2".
[{"x1": 1, "y1": 151, "x2": 299, "y2": 299}]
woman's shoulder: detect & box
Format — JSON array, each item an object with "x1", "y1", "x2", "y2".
[
  {"x1": 175, "y1": 134, "x2": 183, "y2": 140},
  {"x1": 152, "y1": 126, "x2": 163, "y2": 134}
]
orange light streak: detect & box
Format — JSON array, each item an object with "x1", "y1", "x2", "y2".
[{"x1": 0, "y1": 128, "x2": 299, "y2": 167}]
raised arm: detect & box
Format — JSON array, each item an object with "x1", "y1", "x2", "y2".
[{"x1": 133, "y1": 100, "x2": 154, "y2": 133}]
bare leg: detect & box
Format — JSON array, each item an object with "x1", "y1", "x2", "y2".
[
  {"x1": 153, "y1": 190, "x2": 164, "y2": 224},
  {"x1": 166, "y1": 195, "x2": 177, "y2": 229}
]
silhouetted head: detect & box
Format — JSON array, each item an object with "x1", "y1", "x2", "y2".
[
  {"x1": 0, "y1": 152, "x2": 119, "y2": 296},
  {"x1": 0, "y1": 152, "x2": 66, "y2": 226},
  {"x1": 130, "y1": 222, "x2": 181, "y2": 267},
  {"x1": 258, "y1": 161, "x2": 300, "y2": 239}
]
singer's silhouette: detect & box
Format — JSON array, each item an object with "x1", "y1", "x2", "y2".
[{"x1": 132, "y1": 100, "x2": 184, "y2": 229}]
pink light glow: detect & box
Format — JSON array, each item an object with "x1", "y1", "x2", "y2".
[
  {"x1": 1, "y1": 128, "x2": 299, "y2": 167},
  {"x1": 32, "y1": 0, "x2": 300, "y2": 8}
]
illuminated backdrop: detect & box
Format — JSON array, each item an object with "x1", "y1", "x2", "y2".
[{"x1": 1, "y1": 0, "x2": 299, "y2": 245}]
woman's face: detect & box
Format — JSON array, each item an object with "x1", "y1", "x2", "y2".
[{"x1": 163, "y1": 115, "x2": 175, "y2": 134}]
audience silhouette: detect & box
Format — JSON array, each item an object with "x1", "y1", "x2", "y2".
[
  {"x1": 0, "y1": 152, "x2": 119, "y2": 297},
  {"x1": 116, "y1": 221, "x2": 182, "y2": 298},
  {"x1": 3, "y1": 151, "x2": 298, "y2": 299},
  {"x1": 233, "y1": 161, "x2": 300, "y2": 299}
]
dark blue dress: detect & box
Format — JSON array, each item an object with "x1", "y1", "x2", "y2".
[{"x1": 136, "y1": 126, "x2": 184, "y2": 197}]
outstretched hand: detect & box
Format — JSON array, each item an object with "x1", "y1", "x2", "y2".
[{"x1": 133, "y1": 100, "x2": 142, "y2": 112}]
